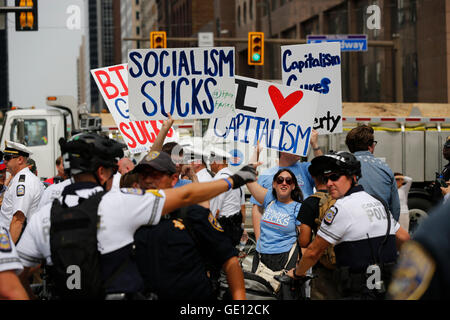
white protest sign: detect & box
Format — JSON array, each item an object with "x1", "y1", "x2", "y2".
[
  {"x1": 281, "y1": 42, "x2": 342, "y2": 134},
  {"x1": 127, "y1": 47, "x2": 236, "y2": 120},
  {"x1": 207, "y1": 76, "x2": 320, "y2": 157},
  {"x1": 90, "y1": 64, "x2": 178, "y2": 154}
]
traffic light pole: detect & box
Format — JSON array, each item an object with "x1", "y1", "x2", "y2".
[{"x1": 0, "y1": 6, "x2": 33, "y2": 12}]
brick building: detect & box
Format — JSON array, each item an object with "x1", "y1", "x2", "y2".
[{"x1": 234, "y1": 0, "x2": 450, "y2": 103}]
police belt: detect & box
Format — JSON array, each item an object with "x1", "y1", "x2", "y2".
[
  {"x1": 334, "y1": 263, "x2": 396, "y2": 294},
  {"x1": 217, "y1": 211, "x2": 242, "y2": 225}
]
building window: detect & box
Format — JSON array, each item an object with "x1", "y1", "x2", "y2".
[
  {"x1": 397, "y1": 0, "x2": 405, "y2": 26},
  {"x1": 136, "y1": 11, "x2": 140, "y2": 20},
  {"x1": 250, "y1": 0, "x2": 253, "y2": 20},
  {"x1": 136, "y1": 26, "x2": 140, "y2": 35},
  {"x1": 244, "y1": 2, "x2": 247, "y2": 24},
  {"x1": 376, "y1": 62, "x2": 381, "y2": 94},
  {"x1": 280, "y1": 0, "x2": 286, "y2": 6},
  {"x1": 136, "y1": 0, "x2": 139, "y2": 5},
  {"x1": 272, "y1": 0, "x2": 277, "y2": 11},
  {"x1": 237, "y1": 6, "x2": 241, "y2": 27}
]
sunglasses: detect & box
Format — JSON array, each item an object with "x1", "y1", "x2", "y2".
[
  {"x1": 4, "y1": 154, "x2": 20, "y2": 161},
  {"x1": 324, "y1": 173, "x2": 344, "y2": 182},
  {"x1": 275, "y1": 176, "x2": 293, "y2": 185}
]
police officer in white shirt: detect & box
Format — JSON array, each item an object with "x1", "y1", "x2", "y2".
[
  {"x1": 209, "y1": 152, "x2": 245, "y2": 247},
  {"x1": 16, "y1": 133, "x2": 257, "y2": 299},
  {"x1": 0, "y1": 141, "x2": 44, "y2": 243},
  {"x1": 284, "y1": 151, "x2": 410, "y2": 299},
  {"x1": 0, "y1": 226, "x2": 29, "y2": 299}
]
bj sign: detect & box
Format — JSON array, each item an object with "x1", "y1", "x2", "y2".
[
  {"x1": 127, "y1": 47, "x2": 236, "y2": 120},
  {"x1": 90, "y1": 64, "x2": 178, "y2": 154}
]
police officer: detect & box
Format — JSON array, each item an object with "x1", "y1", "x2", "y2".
[
  {"x1": 0, "y1": 141, "x2": 44, "y2": 243},
  {"x1": 0, "y1": 226, "x2": 29, "y2": 299},
  {"x1": 387, "y1": 198, "x2": 450, "y2": 299},
  {"x1": 285, "y1": 151, "x2": 410, "y2": 299},
  {"x1": 16, "y1": 133, "x2": 256, "y2": 299},
  {"x1": 209, "y1": 151, "x2": 245, "y2": 247},
  {"x1": 133, "y1": 152, "x2": 245, "y2": 300}
]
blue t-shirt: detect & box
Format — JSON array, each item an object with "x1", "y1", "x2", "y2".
[
  {"x1": 256, "y1": 192, "x2": 301, "y2": 254},
  {"x1": 174, "y1": 179, "x2": 192, "y2": 188},
  {"x1": 250, "y1": 161, "x2": 315, "y2": 206}
]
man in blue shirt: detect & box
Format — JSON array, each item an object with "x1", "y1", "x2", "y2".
[
  {"x1": 250, "y1": 129, "x2": 322, "y2": 240},
  {"x1": 345, "y1": 125, "x2": 400, "y2": 221}
]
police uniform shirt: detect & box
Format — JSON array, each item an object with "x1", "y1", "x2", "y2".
[
  {"x1": 111, "y1": 172, "x2": 121, "y2": 189},
  {"x1": 317, "y1": 185, "x2": 400, "y2": 272},
  {"x1": 0, "y1": 227, "x2": 23, "y2": 274},
  {"x1": 16, "y1": 184, "x2": 166, "y2": 267},
  {"x1": 210, "y1": 167, "x2": 242, "y2": 218},
  {"x1": 196, "y1": 168, "x2": 213, "y2": 183},
  {"x1": 37, "y1": 178, "x2": 72, "y2": 210},
  {"x1": 0, "y1": 167, "x2": 44, "y2": 228},
  {"x1": 134, "y1": 204, "x2": 238, "y2": 300}
]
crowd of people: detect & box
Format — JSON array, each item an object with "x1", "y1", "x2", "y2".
[{"x1": 0, "y1": 121, "x2": 449, "y2": 301}]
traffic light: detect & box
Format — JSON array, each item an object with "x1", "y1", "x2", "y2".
[
  {"x1": 248, "y1": 32, "x2": 264, "y2": 65},
  {"x1": 150, "y1": 31, "x2": 167, "y2": 48},
  {"x1": 15, "y1": 0, "x2": 38, "y2": 31}
]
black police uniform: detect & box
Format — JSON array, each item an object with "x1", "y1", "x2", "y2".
[
  {"x1": 387, "y1": 199, "x2": 450, "y2": 299},
  {"x1": 134, "y1": 204, "x2": 239, "y2": 300}
]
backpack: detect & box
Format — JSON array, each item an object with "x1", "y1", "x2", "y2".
[
  {"x1": 49, "y1": 191, "x2": 106, "y2": 299},
  {"x1": 310, "y1": 191, "x2": 337, "y2": 270}
]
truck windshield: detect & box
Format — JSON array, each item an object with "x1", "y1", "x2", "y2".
[{"x1": 11, "y1": 119, "x2": 48, "y2": 146}]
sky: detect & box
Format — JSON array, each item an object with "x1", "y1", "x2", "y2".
[{"x1": 7, "y1": 0, "x2": 86, "y2": 108}]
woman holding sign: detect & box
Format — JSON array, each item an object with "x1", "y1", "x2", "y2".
[{"x1": 246, "y1": 167, "x2": 303, "y2": 300}]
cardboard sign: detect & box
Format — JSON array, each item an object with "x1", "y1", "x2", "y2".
[
  {"x1": 91, "y1": 64, "x2": 178, "y2": 154},
  {"x1": 281, "y1": 42, "x2": 342, "y2": 134},
  {"x1": 206, "y1": 76, "x2": 320, "y2": 157},
  {"x1": 127, "y1": 47, "x2": 236, "y2": 120}
]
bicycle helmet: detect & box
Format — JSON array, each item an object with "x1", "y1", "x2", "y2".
[
  {"x1": 310, "y1": 151, "x2": 362, "y2": 180},
  {"x1": 59, "y1": 133, "x2": 125, "y2": 176}
]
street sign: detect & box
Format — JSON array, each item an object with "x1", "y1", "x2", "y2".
[
  {"x1": 198, "y1": 32, "x2": 214, "y2": 47},
  {"x1": 307, "y1": 34, "x2": 368, "y2": 52}
]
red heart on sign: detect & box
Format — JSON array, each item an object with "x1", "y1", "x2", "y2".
[{"x1": 268, "y1": 85, "x2": 304, "y2": 119}]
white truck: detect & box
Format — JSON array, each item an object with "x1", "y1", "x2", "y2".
[{"x1": 0, "y1": 95, "x2": 115, "y2": 179}]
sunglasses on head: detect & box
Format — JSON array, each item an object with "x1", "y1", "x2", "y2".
[
  {"x1": 324, "y1": 172, "x2": 344, "y2": 182},
  {"x1": 4, "y1": 154, "x2": 20, "y2": 161},
  {"x1": 275, "y1": 176, "x2": 293, "y2": 185}
]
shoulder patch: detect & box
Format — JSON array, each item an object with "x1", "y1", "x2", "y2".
[
  {"x1": 387, "y1": 241, "x2": 436, "y2": 300},
  {"x1": 16, "y1": 184, "x2": 25, "y2": 197},
  {"x1": 323, "y1": 206, "x2": 338, "y2": 225},
  {"x1": 120, "y1": 188, "x2": 145, "y2": 195},
  {"x1": 208, "y1": 212, "x2": 224, "y2": 232},
  {"x1": 145, "y1": 189, "x2": 163, "y2": 198},
  {"x1": 172, "y1": 219, "x2": 185, "y2": 230},
  {"x1": 0, "y1": 227, "x2": 12, "y2": 252}
]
